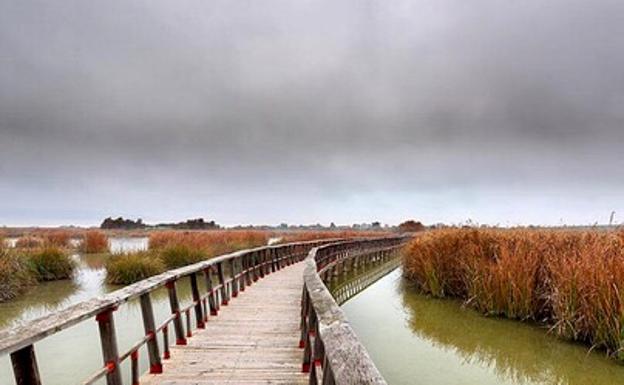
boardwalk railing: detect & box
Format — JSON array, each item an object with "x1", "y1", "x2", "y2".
[
  {"x1": 330, "y1": 256, "x2": 401, "y2": 306},
  {"x1": 300, "y1": 236, "x2": 410, "y2": 385},
  {"x1": 0, "y1": 238, "x2": 340, "y2": 385}
]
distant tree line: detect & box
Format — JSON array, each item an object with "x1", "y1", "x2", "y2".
[{"x1": 100, "y1": 217, "x2": 220, "y2": 230}]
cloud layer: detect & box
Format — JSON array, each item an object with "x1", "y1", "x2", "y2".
[{"x1": 1, "y1": 0, "x2": 623, "y2": 226}]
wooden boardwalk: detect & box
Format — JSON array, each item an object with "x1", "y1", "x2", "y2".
[{"x1": 141, "y1": 262, "x2": 307, "y2": 385}]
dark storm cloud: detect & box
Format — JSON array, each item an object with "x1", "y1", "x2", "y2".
[{"x1": 1, "y1": 0, "x2": 623, "y2": 225}]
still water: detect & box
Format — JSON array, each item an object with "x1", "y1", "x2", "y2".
[
  {"x1": 0, "y1": 237, "x2": 191, "y2": 385},
  {"x1": 341, "y1": 268, "x2": 624, "y2": 385}
]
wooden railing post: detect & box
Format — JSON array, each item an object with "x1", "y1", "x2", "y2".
[
  {"x1": 96, "y1": 307, "x2": 122, "y2": 385},
  {"x1": 140, "y1": 293, "x2": 163, "y2": 374},
  {"x1": 203, "y1": 267, "x2": 218, "y2": 316},
  {"x1": 217, "y1": 262, "x2": 229, "y2": 305},
  {"x1": 239, "y1": 255, "x2": 247, "y2": 292},
  {"x1": 10, "y1": 344, "x2": 41, "y2": 385},
  {"x1": 190, "y1": 273, "x2": 205, "y2": 329},
  {"x1": 230, "y1": 258, "x2": 239, "y2": 298},
  {"x1": 166, "y1": 279, "x2": 187, "y2": 345}
]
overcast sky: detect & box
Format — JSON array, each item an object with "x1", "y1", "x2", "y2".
[{"x1": 1, "y1": 0, "x2": 623, "y2": 227}]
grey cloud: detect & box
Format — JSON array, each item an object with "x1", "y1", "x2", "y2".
[{"x1": 1, "y1": 0, "x2": 623, "y2": 225}]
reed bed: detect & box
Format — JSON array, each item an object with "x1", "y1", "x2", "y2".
[
  {"x1": 105, "y1": 231, "x2": 269, "y2": 285},
  {"x1": 149, "y1": 230, "x2": 269, "y2": 255},
  {"x1": 15, "y1": 236, "x2": 44, "y2": 249},
  {"x1": 81, "y1": 230, "x2": 109, "y2": 253},
  {"x1": 106, "y1": 252, "x2": 165, "y2": 285},
  {"x1": 0, "y1": 246, "x2": 75, "y2": 302},
  {"x1": 403, "y1": 229, "x2": 624, "y2": 359},
  {"x1": 41, "y1": 230, "x2": 72, "y2": 248},
  {"x1": 278, "y1": 230, "x2": 388, "y2": 243}
]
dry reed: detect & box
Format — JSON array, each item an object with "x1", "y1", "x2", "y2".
[{"x1": 403, "y1": 229, "x2": 624, "y2": 359}]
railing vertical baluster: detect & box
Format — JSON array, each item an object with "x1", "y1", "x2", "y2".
[
  {"x1": 217, "y1": 262, "x2": 229, "y2": 305},
  {"x1": 162, "y1": 325, "x2": 170, "y2": 359},
  {"x1": 185, "y1": 309, "x2": 192, "y2": 338},
  {"x1": 10, "y1": 344, "x2": 42, "y2": 385},
  {"x1": 299, "y1": 287, "x2": 309, "y2": 349},
  {"x1": 190, "y1": 273, "x2": 205, "y2": 329},
  {"x1": 139, "y1": 292, "x2": 163, "y2": 374},
  {"x1": 166, "y1": 279, "x2": 187, "y2": 345},
  {"x1": 96, "y1": 307, "x2": 122, "y2": 385},
  {"x1": 203, "y1": 267, "x2": 218, "y2": 316},
  {"x1": 130, "y1": 350, "x2": 139, "y2": 385},
  {"x1": 321, "y1": 356, "x2": 336, "y2": 385}
]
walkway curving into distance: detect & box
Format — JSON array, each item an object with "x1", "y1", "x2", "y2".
[{"x1": 141, "y1": 262, "x2": 307, "y2": 385}]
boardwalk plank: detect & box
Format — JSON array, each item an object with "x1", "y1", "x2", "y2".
[{"x1": 141, "y1": 262, "x2": 307, "y2": 385}]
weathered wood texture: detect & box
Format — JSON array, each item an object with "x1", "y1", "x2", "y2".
[
  {"x1": 301, "y1": 236, "x2": 411, "y2": 385},
  {"x1": 141, "y1": 262, "x2": 309, "y2": 385}
]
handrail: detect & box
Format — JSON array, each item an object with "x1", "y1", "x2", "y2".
[
  {"x1": 1, "y1": 238, "x2": 343, "y2": 385},
  {"x1": 300, "y1": 235, "x2": 411, "y2": 385}
]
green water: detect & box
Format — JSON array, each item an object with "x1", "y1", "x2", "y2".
[
  {"x1": 341, "y1": 268, "x2": 624, "y2": 385},
  {"x1": 0, "y1": 237, "x2": 199, "y2": 385}
]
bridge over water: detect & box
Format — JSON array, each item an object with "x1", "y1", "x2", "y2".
[{"x1": 0, "y1": 236, "x2": 408, "y2": 385}]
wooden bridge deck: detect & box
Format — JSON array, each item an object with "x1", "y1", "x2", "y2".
[{"x1": 141, "y1": 262, "x2": 307, "y2": 385}]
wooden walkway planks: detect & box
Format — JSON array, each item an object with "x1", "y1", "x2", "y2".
[{"x1": 141, "y1": 262, "x2": 307, "y2": 385}]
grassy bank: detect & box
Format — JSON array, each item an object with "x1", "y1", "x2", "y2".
[
  {"x1": 403, "y1": 229, "x2": 624, "y2": 360},
  {"x1": 0, "y1": 247, "x2": 75, "y2": 302}
]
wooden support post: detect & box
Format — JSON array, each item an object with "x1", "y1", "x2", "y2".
[
  {"x1": 166, "y1": 280, "x2": 187, "y2": 345},
  {"x1": 217, "y1": 262, "x2": 229, "y2": 305},
  {"x1": 203, "y1": 267, "x2": 218, "y2": 316},
  {"x1": 140, "y1": 293, "x2": 163, "y2": 374},
  {"x1": 230, "y1": 258, "x2": 239, "y2": 298},
  {"x1": 190, "y1": 273, "x2": 205, "y2": 328},
  {"x1": 96, "y1": 307, "x2": 122, "y2": 385},
  {"x1": 239, "y1": 255, "x2": 247, "y2": 292},
  {"x1": 321, "y1": 356, "x2": 336, "y2": 385},
  {"x1": 245, "y1": 253, "x2": 253, "y2": 286},
  {"x1": 10, "y1": 344, "x2": 41, "y2": 385},
  {"x1": 259, "y1": 249, "x2": 266, "y2": 278}
]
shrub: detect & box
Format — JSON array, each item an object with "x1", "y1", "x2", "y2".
[
  {"x1": 0, "y1": 249, "x2": 36, "y2": 302},
  {"x1": 159, "y1": 244, "x2": 206, "y2": 269},
  {"x1": 27, "y1": 247, "x2": 75, "y2": 281},
  {"x1": 106, "y1": 252, "x2": 165, "y2": 285},
  {"x1": 81, "y1": 230, "x2": 109, "y2": 253},
  {"x1": 403, "y1": 229, "x2": 624, "y2": 359}
]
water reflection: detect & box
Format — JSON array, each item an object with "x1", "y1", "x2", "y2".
[{"x1": 341, "y1": 268, "x2": 624, "y2": 385}]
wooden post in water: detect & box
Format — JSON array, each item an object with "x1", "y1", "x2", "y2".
[
  {"x1": 10, "y1": 344, "x2": 41, "y2": 385},
  {"x1": 96, "y1": 307, "x2": 123, "y2": 385},
  {"x1": 139, "y1": 293, "x2": 163, "y2": 373},
  {"x1": 166, "y1": 280, "x2": 187, "y2": 345},
  {"x1": 190, "y1": 273, "x2": 205, "y2": 328}
]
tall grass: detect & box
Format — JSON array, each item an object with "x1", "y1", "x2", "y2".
[
  {"x1": 15, "y1": 236, "x2": 44, "y2": 249},
  {"x1": 149, "y1": 230, "x2": 268, "y2": 255},
  {"x1": 159, "y1": 244, "x2": 206, "y2": 269},
  {"x1": 0, "y1": 249, "x2": 37, "y2": 302},
  {"x1": 27, "y1": 247, "x2": 75, "y2": 281},
  {"x1": 106, "y1": 252, "x2": 165, "y2": 285},
  {"x1": 403, "y1": 229, "x2": 624, "y2": 359},
  {"x1": 42, "y1": 230, "x2": 72, "y2": 248},
  {"x1": 81, "y1": 230, "x2": 109, "y2": 253},
  {"x1": 0, "y1": 247, "x2": 74, "y2": 302},
  {"x1": 278, "y1": 230, "x2": 388, "y2": 243}
]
